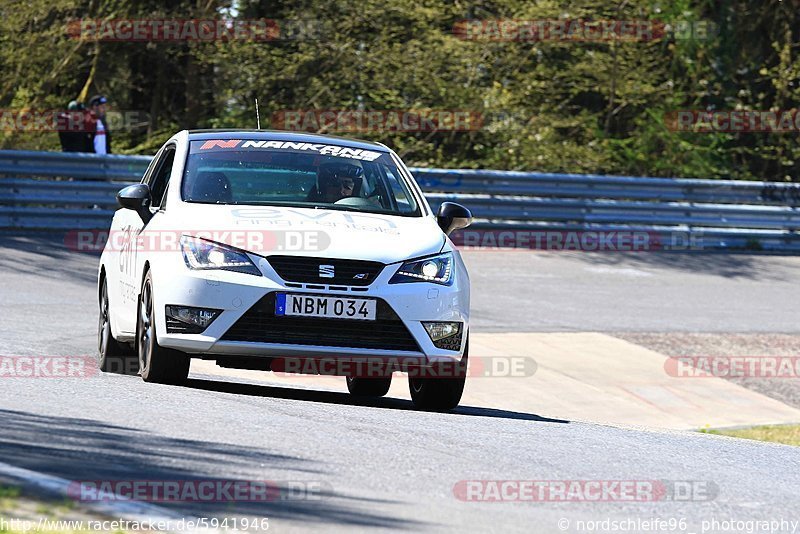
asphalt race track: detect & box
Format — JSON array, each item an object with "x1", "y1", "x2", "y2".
[{"x1": 2, "y1": 234, "x2": 800, "y2": 533}]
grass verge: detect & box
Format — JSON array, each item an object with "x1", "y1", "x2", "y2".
[{"x1": 701, "y1": 424, "x2": 800, "y2": 446}]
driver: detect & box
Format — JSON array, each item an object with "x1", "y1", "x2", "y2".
[{"x1": 316, "y1": 162, "x2": 363, "y2": 203}]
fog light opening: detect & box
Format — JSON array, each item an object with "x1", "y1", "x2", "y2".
[
  {"x1": 422, "y1": 321, "x2": 463, "y2": 351},
  {"x1": 165, "y1": 305, "x2": 221, "y2": 333}
]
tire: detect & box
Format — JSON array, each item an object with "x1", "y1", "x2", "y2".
[
  {"x1": 97, "y1": 277, "x2": 138, "y2": 375},
  {"x1": 137, "y1": 270, "x2": 190, "y2": 384},
  {"x1": 346, "y1": 375, "x2": 392, "y2": 397},
  {"x1": 408, "y1": 339, "x2": 468, "y2": 412}
]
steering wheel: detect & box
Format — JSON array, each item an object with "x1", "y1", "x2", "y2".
[{"x1": 334, "y1": 196, "x2": 383, "y2": 208}]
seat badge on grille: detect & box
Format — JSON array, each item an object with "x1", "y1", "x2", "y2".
[
  {"x1": 353, "y1": 273, "x2": 369, "y2": 280},
  {"x1": 319, "y1": 264, "x2": 335, "y2": 278}
]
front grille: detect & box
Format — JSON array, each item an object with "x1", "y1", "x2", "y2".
[
  {"x1": 266, "y1": 256, "x2": 384, "y2": 286},
  {"x1": 221, "y1": 293, "x2": 420, "y2": 352}
]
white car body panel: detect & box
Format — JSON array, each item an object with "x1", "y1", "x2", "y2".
[{"x1": 99, "y1": 130, "x2": 470, "y2": 367}]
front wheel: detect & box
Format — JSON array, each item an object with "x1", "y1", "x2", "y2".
[
  {"x1": 137, "y1": 270, "x2": 190, "y2": 384},
  {"x1": 98, "y1": 277, "x2": 138, "y2": 375},
  {"x1": 408, "y1": 340, "x2": 468, "y2": 412}
]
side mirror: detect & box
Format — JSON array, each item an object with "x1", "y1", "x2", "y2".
[
  {"x1": 117, "y1": 184, "x2": 153, "y2": 224},
  {"x1": 437, "y1": 202, "x2": 472, "y2": 236}
]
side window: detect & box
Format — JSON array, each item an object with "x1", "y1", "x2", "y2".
[
  {"x1": 383, "y1": 167, "x2": 417, "y2": 213},
  {"x1": 140, "y1": 152, "x2": 160, "y2": 185},
  {"x1": 147, "y1": 146, "x2": 175, "y2": 209}
]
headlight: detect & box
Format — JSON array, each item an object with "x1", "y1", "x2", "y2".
[
  {"x1": 180, "y1": 236, "x2": 261, "y2": 276},
  {"x1": 389, "y1": 252, "x2": 453, "y2": 286}
]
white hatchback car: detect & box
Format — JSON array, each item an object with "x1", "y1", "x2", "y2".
[{"x1": 98, "y1": 130, "x2": 472, "y2": 410}]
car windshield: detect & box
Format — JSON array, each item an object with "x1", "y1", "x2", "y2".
[{"x1": 182, "y1": 139, "x2": 421, "y2": 216}]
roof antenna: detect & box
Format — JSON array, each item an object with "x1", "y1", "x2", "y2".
[{"x1": 255, "y1": 98, "x2": 261, "y2": 129}]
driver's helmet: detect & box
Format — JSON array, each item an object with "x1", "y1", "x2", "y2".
[{"x1": 317, "y1": 162, "x2": 364, "y2": 194}]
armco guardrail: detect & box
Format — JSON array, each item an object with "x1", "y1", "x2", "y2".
[{"x1": 1, "y1": 149, "x2": 799, "y2": 250}]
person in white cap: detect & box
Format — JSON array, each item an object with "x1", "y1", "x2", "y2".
[{"x1": 89, "y1": 95, "x2": 111, "y2": 154}]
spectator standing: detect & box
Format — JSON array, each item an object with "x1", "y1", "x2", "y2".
[
  {"x1": 89, "y1": 95, "x2": 111, "y2": 154},
  {"x1": 57, "y1": 100, "x2": 89, "y2": 152}
]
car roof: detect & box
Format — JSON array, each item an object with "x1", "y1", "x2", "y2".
[{"x1": 185, "y1": 129, "x2": 390, "y2": 152}]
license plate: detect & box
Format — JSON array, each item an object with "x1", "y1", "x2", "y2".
[{"x1": 275, "y1": 293, "x2": 377, "y2": 321}]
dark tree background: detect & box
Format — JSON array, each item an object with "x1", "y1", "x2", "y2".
[{"x1": 2, "y1": 0, "x2": 800, "y2": 181}]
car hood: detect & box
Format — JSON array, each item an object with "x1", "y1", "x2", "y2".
[{"x1": 167, "y1": 204, "x2": 446, "y2": 264}]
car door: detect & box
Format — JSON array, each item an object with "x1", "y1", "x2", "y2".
[
  {"x1": 115, "y1": 144, "x2": 176, "y2": 333},
  {"x1": 104, "y1": 147, "x2": 158, "y2": 337}
]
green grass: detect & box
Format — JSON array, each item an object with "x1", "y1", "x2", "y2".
[
  {"x1": 0, "y1": 486, "x2": 21, "y2": 513},
  {"x1": 0, "y1": 488, "x2": 20, "y2": 500},
  {"x1": 34, "y1": 500, "x2": 76, "y2": 518},
  {"x1": 701, "y1": 424, "x2": 800, "y2": 446},
  {"x1": 0, "y1": 485, "x2": 90, "y2": 534}
]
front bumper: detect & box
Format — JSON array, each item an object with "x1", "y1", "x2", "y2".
[{"x1": 152, "y1": 253, "x2": 470, "y2": 364}]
